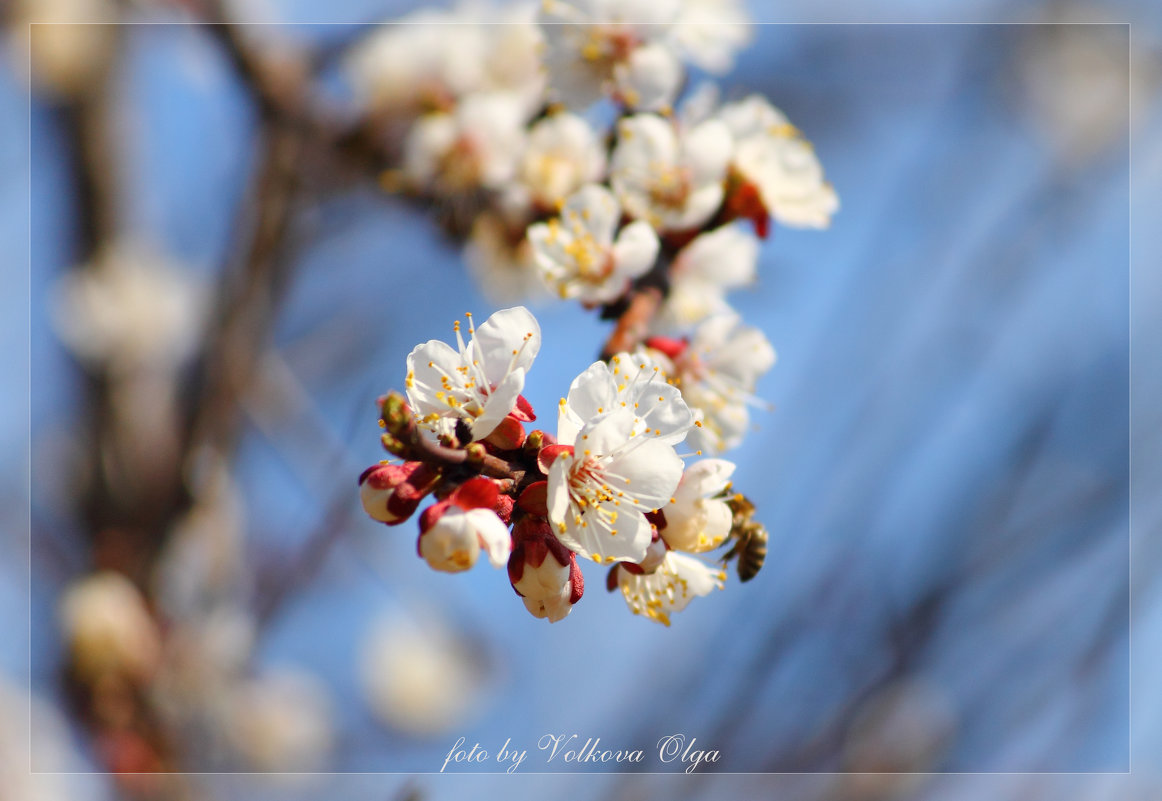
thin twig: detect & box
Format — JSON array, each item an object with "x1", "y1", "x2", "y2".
[{"x1": 601, "y1": 286, "x2": 664, "y2": 360}]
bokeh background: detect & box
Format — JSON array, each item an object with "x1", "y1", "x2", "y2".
[{"x1": 5, "y1": 0, "x2": 1162, "y2": 800}]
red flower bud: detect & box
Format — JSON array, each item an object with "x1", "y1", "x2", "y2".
[{"x1": 359, "y1": 462, "x2": 437, "y2": 525}]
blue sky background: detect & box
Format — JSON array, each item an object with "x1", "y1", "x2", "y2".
[{"x1": 5, "y1": 0, "x2": 1162, "y2": 799}]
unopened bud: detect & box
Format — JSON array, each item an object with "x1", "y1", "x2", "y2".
[
  {"x1": 417, "y1": 478, "x2": 512, "y2": 573},
  {"x1": 359, "y1": 462, "x2": 436, "y2": 525},
  {"x1": 484, "y1": 415, "x2": 526, "y2": 450},
  {"x1": 524, "y1": 429, "x2": 545, "y2": 454},
  {"x1": 464, "y1": 442, "x2": 487, "y2": 466},
  {"x1": 380, "y1": 391, "x2": 414, "y2": 437},
  {"x1": 508, "y1": 517, "x2": 583, "y2": 623}
]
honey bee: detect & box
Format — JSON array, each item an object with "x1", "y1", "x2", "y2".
[{"x1": 721, "y1": 494, "x2": 767, "y2": 583}]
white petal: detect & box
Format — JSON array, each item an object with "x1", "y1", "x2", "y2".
[
  {"x1": 471, "y1": 305, "x2": 541, "y2": 387},
  {"x1": 577, "y1": 405, "x2": 638, "y2": 455},
  {"x1": 547, "y1": 456, "x2": 573, "y2": 523},
  {"x1": 673, "y1": 225, "x2": 758, "y2": 288},
  {"x1": 611, "y1": 221, "x2": 660, "y2": 279},
  {"x1": 654, "y1": 280, "x2": 733, "y2": 333},
  {"x1": 465, "y1": 508, "x2": 512, "y2": 567},
  {"x1": 513, "y1": 553, "x2": 570, "y2": 599},
  {"x1": 675, "y1": 182, "x2": 726, "y2": 231},
  {"x1": 674, "y1": 460, "x2": 733, "y2": 503},
  {"x1": 522, "y1": 590, "x2": 574, "y2": 623},
  {"x1": 557, "y1": 502, "x2": 653, "y2": 564},
  {"x1": 406, "y1": 339, "x2": 468, "y2": 417},
  {"x1": 613, "y1": 42, "x2": 683, "y2": 112},
  {"x1": 715, "y1": 95, "x2": 789, "y2": 140},
  {"x1": 683, "y1": 119, "x2": 732, "y2": 185},
  {"x1": 661, "y1": 496, "x2": 733, "y2": 553},
  {"x1": 667, "y1": 552, "x2": 726, "y2": 600},
  {"x1": 604, "y1": 438, "x2": 683, "y2": 512},
  {"x1": 473, "y1": 366, "x2": 526, "y2": 441},
  {"x1": 618, "y1": 551, "x2": 726, "y2": 624},
  {"x1": 671, "y1": 0, "x2": 751, "y2": 73},
  {"x1": 634, "y1": 381, "x2": 694, "y2": 445},
  {"x1": 560, "y1": 361, "x2": 617, "y2": 443},
  {"x1": 566, "y1": 184, "x2": 621, "y2": 245},
  {"x1": 613, "y1": 114, "x2": 678, "y2": 177},
  {"x1": 522, "y1": 113, "x2": 606, "y2": 206},
  {"x1": 402, "y1": 114, "x2": 457, "y2": 187}
]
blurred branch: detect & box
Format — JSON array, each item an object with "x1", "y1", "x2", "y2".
[
  {"x1": 57, "y1": 28, "x2": 207, "y2": 800},
  {"x1": 183, "y1": 120, "x2": 306, "y2": 461},
  {"x1": 601, "y1": 286, "x2": 663, "y2": 360}
]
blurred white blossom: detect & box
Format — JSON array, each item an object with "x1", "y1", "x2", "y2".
[
  {"x1": 538, "y1": 0, "x2": 750, "y2": 111},
  {"x1": 60, "y1": 572, "x2": 161, "y2": 682},
  {"x1": 539, "y1": 0, "x2": 684, "y2": 111},
  {"x1": 224, "y1": 668, "x2": 333, "y2": 773},
  {"x1": 51, "y1": 239, "x2": 206, "y2": 375},
  {"x1": 528, "y1": 184, "x2": 659, "y2": 303},
  {"x1": 347, "y1": 2, "x2": 544, "y2": 117},
  {"x1": 716, "y1": 95, "x2": 839, "y2": 229},
  {"x1": 654, "y1": 223, "x2": 758, "y2": 333},
  {"x1": 555, "y1": 350, "x2": 692, "y2": 446},
  {"x1": 647, "y1": 314, "x2": 775, "y2": 454},
  {"x1": 360, "y1": 611, "x2": 489, "y2": 735},
  {"x1": 611, "y1": 113, "x2": 733, "y2": 232},
  {"x1": 465, "y1": 211, "x2": 547, "y2": 305},
  {"x1": 19, "y1": 0, "x2": 115, "y2": 98},
  {"x1": 671, "y1": 0, "x2": 751, "y2": 74},
  {"x1": 517, "y1": 111, "x2": 607, "y2": 210},
  {"x1": 403, "y1": 92, "x2": 530, "y2": 195}
]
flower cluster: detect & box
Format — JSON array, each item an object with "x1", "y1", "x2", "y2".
[
  {"x1": 361, "y1": 307, "x2": 758, "y2": 625},
  {"x1": 352, "y1": 3, "x2": 838, "y2": 624},
  {"x1": 347, "y1": 0, "x2": 835, "y2": 298}
]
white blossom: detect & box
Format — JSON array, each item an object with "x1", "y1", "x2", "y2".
[
  {"x1": 539, "y1": 0, "x2": 684, "y2": 111},
  {"x1": 51, "y1": 239, "x2": 205, "y2": 374},
  {"x1": 556, "y1": 350, "x2": 693, "y2": 447},
  {"x1": 360, "y1": 611, "x2": 487, "y2": 735},
  {"x1": 224, "y1": 669, "x2": 332, "y2": 773},
  {"x1": 464, "y1": 212, "x2": 547, "y2": 305},
  {"x1": 346, "y1": 3, "x2": 544, "y2": 116},
  {"x1": 528, "y1": 184, "x2": 659, "y2": 303},
  {"x1": 659, "y1": 459, "x2": 735, "y2": 553},
  {"x1": 716, "y1": 95, "x2": 838, "y2": 229},
  {"x1": 648, "y1": 314, "x2": 775, "y2": 454},
  {"x1": 654, "y1": 223, "x2": 758, "y2": 333},
  {"x1": 405, "y1": 306, "x2": 540, "y2": 442},
  {"x1": 617, "y1": 551, "x2": 726, "y2": 625},
  {"x1": 59, "y1": 572, "x2": 161, "y2": 682},
  {"x1": 403, "y1": 92, "x2": 528, "y2": 195},
  {"x1": 612, "y1": 41, "x2": 685, "y2": 112},
  {"x1": 518, "y1": 112, "x2": 607, "y2": 209},
  {"x1": 19, "y1": 0, "x2": 116, "y2": 98},
  {"x1": 547, "y1": 407, "x2": 685, "y2": 564},
  {"x1": 610, "y1": 113, "x2": 733, "y2": 232},
  {"x1": 671, "y1": 0, "x2": 752, "y2": 74}
]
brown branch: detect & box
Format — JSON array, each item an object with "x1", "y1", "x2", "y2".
[
  {"x1": 183, "y1": 119, "x2": 306, "y2": 459},
  {"x1": 600, "y1": 286, "x2": 664, "y2": 360},
  {"x1": 409, "y1": 434, "x2": 522, "y2": 482}
]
